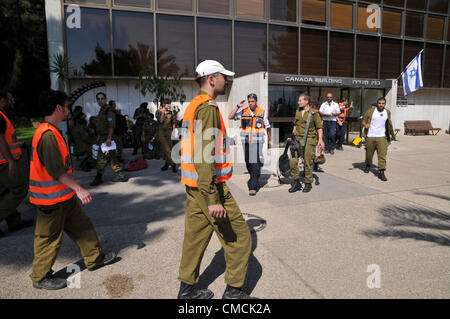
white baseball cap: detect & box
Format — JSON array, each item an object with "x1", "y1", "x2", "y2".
[{"x1": 195, "y1": 60, "x2": 235, "y2": 79}]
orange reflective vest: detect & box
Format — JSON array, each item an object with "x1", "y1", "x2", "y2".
[
  {"x1": 0, "y1": 110, "x2": 22, "y2": 164},
  {"x1": 338, "y1": 103, "x2": 348, "y2": 124},
  {"x1": 240, "y1": 106, "x2": 265, "y2": 144},
  {"x1": 29, "y1": 123, "x2": 76, "y2": 206},
  {"x1": 180, "y1": 94, "x2": 232, "y2": 187}
]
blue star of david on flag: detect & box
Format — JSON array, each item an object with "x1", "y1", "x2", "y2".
[{"x1": 402, "y1": 50, "x2": 423, "y2": 96}]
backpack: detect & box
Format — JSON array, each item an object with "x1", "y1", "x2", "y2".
[
  {"x1": 122, "y1": 156, "x2": 148, "y2": 171},
  {"x1": 114, "y1": 114, "x2": 128, "y2": 136}
]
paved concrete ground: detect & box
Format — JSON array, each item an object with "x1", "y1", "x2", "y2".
[{"x1": 0, "y1": 133, "x2": 449, "y2": 299}]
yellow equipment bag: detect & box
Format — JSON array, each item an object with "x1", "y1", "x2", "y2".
[{"x1": 352, "y1": 136, "x2": 363, "y2": 146}]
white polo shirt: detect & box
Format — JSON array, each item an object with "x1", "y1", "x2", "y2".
[
  {"x1": 368, "y1": 109, "x2": 388, "y2": 137},
  {"x1": 319, "y1": 101, "x2": 340, "y2": 121},
  {"x1": 235, "y1": 107, "x2": 271, "y2": 128}
]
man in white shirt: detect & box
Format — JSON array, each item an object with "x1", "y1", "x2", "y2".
[
  {"x1": 319, "y1": 93, "x2": 341, "y2": 154},
  {"x1": 361, "y1": 97, "x2": 396, "y2": 181},
  {"x1": 229, "y1": 93, "x2": 271, "y2": 196}
]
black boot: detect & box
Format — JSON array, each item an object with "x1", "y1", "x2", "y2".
[
  {"x1": 364, "y1": 165, "x2": 370, "y2": 173},
  {"x1": 161, "y1": 164, "x2": 169, "y2": 171},
  {"x1": 288, "y1": 179, "x2": 302, "y2": 193},
  {"x1": 171, "y1": 164, "x2": 178, "y2": 173},
  {"x1": 302, "y1": 183, "x2": 312, "y2": 192},
  {"x1": 177, "y1": 282, "x2": 214, "y2": 299},
  {"x1": 88, "y1": 252, "x2": 118, "y2": 271},
  {"x1": 90, "y1": 173, "x2": 103, "y2": 186},
  {"x1": 33, "y1": 277, "x2": 68, "y2": 290},
  {"x1": 378, "y1": 170, "x2": 387, "y2": 181},
  {"x1": 222, "y1": 285, "x2": 257, "y2": 299}
]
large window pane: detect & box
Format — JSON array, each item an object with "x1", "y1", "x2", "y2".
[
  {"x1": 65, "y1": 8, "x2": 111, "y2": 76},
  {"x1": 158, "y1": 0, "x2": 192, "y2": 11},
  {"x1": 269, "y1": 25, "x2": 298, "y2": 73},
  {"x1": 114, "y1": 0, "x2": 151, "y2": 7},
  {"x1": 113, "y1": 11, "x2": 153, "y2": 76},
  {"x1": 380, "y1": 38, "x2": 401, "y2": 78},
  {"x1": 424, "y1": 44, "x2": 443, "y2": 87},
  {"x1": 383, "y1": 0, "x2": 404, "y2": 7},
  {"x1": 405, "y1": 13, "x2": 424, "y2": 38},
  {"x1": 235, "y1": 21, "x2": 266, "y2": 76},
  {"x1": 197, "y1": 18, "x2": 231, "y2": 71},
  {"x1": 427, "y1": 17, "x2": 444, "y2": 40},
  {"x1": 358, "y1": 5, "x2": 379, "y2": 32},
  {"x1": 157, "y1": 14, "x2": 194, "y2": 75},
  {"x1": 300, "y1": 29, "x2": 327, "y2": 75},
  {"x1": 198, "y1": 0, "x2": 229, "y2": 15},
  {"x1": 403, "y1": 41, "x2": 423, "y2": 69},
  {"x1": 444, "y1": 49, "x2": 450, "y2": 87},
  {"x1": 406, "y1": 0, "x2": 426, "y2": 10},
  {"x1": 302, "y1": 0, "x2": 326, "y2": 25},
  {"x1": 356, "y1": 35, "x2": 378, "y2": 78},
  {"x1": 236, "y1": 0, "x2": 264, "y2": 19},
  {"x1": 329, "y1": 32, "x2": 353, "y2": 77},
  {"x1": 66, "y1": 0, "x2": 106, "y2": 4},
  {"x1": 429, "y1": 0, "x2": 449, "y2": 13},
  {"x1": 382, "y1": 10, "x2": 402, "y2": 35},
  {"x1": 270, "y1": 0, "x2": 296, "y2": 22},
  {"x1": 331, "y1": 2, "x2": 353, "y2": 30}
]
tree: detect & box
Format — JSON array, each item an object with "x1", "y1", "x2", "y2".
[{"x1": 50, "y1": 53, "x2": 71, "y2": 92}]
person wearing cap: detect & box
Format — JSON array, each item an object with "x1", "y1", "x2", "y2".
[
  {"x1": 178, "y1": 60, "x2": 254, "y2": 299},
  {"x1": 228, "y1": 93, "x2": 271, "y2": 196}
]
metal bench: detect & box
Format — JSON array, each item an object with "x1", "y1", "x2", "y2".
[{"x1": 404, "y1": 120, "x2": 441, "y2": 136}]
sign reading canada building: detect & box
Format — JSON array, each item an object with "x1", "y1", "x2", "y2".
[{"x1": 269, "y1": 74, "x2": 392, "y2": 88}]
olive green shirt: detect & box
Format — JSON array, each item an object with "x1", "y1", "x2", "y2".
[
  {"x1": 37, "y1": 122, "x2": 67, "y2": 181},
  {"x1": 96, "y1": 106, "x2": 115, "y2": 140},
  {"x1": 156, "y1": 109, "x2": 174, "y2": 132},
  {"x1": 192, "y1": 91, "x2": 222, "y2": 206},
  {"x1": 72, "y1": 124, "x2": 91, "y2": 154},
  {"x1": 133, "y1": 108, "x2": 150, "y2": 126},
  {"x1": 293, "y1": 108, "x2": 323, "y2": 137}
]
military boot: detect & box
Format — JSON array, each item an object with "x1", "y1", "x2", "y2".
[
  {"x1": 90, "y1": 173, "x2": 103, "y2": 186},
  {"x1": 288, "y1": 179, "x2": 302, "y2": 193},
  {"x1": 33, "y1": 277, "x2": 68, "y2": 290},
  {"x1": 302, "y1": 183, "x2": 312, "y2": 192},
  {"x1": 222, "y1": 285, "x2": 257, "y2": 299},
  {"x1": 177, "y1": 282, "x2": 214, "y2": 299},
  {"x1": 161, "y1": 164, "x2": 169, "y2": 171},
  {"x1": 364, "y1": 165, "x2": 370, "y2": 173},
  {"x1": 171, "y1": 164, "x2": 178, "y2": 173},
  {"x1": 378, "y1": 170, "x2": 387, "y2": 181},
  {"x1": 112, "y1": 172, "x2": 127, "y2": 182}
]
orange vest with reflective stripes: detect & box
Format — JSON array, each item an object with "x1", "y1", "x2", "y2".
[
  {"x1": 180, "y1": 94, "x2": 232, "y2": 187},
  {"x1": 240, "y1": 106, "x2": 265, "y2": 144},
  {"x1": 338, "y1": 103, "x2": 348, "y2": 123},
  {"x1": 0, "y1": 111, "x2": 22, "y2": 164},
  {"x1": 29, "y1": 123, "x2": 76, "y2": 206}
]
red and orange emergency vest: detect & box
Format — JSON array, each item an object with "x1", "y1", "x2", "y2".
[
  {"x1": 0, "y1": 111, "x2": 22, "y2": 164},
  {"x1": 180, "y1": 94, "x2": 232, "y2": 188},
  {"x1": 240, "y1": 106, "x2": 265, "y2": 144},
  {"x1": 338, "y1": 103, "x2": 348, "y2": 124},
  {"x1": 29, "y1": 123, "x2": 76, "y2": 206}
]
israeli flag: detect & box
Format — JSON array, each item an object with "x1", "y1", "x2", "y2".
[{"x1": 402, "y1": 49, "x2": 423, "y2": 95}]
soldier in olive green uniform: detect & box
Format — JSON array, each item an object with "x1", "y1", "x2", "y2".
[
  {"x1": 156, "y1": 98, "x2": 177, "y2": 172},
  {"x1": 142, "y1": 113, "x2": 159, "y2": 159},
  {"x1": 178, "y1": 60, "x2": 254, "y2": 300},
  {"x1": 71, "y1": 118, "x2": 92, "y2": 155},
  {"x1": 30, "y1": 90, "x2": 116, "y2": 290},
  {"x1": 90, "y1": 93, "x2": 126, "y2": 186},
  {"x1": 288, "y1": 94, "x2": 325, "y2": 193},
  {"x1": 132, "y1": 103, "x2": 150, "y2": 155},
  {"x1": 362, "y1": 97, "x2": 396, "y2": 181}
]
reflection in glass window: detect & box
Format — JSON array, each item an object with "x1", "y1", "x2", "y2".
[
  {"x1": 302, "y1": 0, "x2": 326, "y2": 25},
  {"x1": 405, "y1": 13, "x2": 424, "y2": 38},
  {"x1": 358, "y1": 5, "x2": 379, "y2": 32},
  {"x1": 424, "y1": 44, "x2": 443, "y2": 87},
  {"x1": 429, "y1": 0, "x2": 449, "y2": 13},
  {"x1": 157, "y1": 14, "x2": 194, "y2": 75},
  {"x1": 65, "y1": 8, "x2": 111, "y2": 76},
  {"x1": 198, "y1": 0, "x2": 229, "y2": 15},
  {"x1": 356, "y1": 36, "x2": 378, "y2": 78},
  {"x1": 234, "y1": 22, "x2": 266, "y2": 76},
  {"x1": 113, "y1": 11, "x2": 153, "y2": 76},
  {"x1": 270, "y1": 0, "x2": 296, "y2": 22},
  {"x1": 114, "y1": 0, "x2": 151, "y2": 7},
  {"x1": 197, "y1": 18, "x2": 232, "y2": 71},
  {"x1": 444, "y1": 50, "x2": 450, "y2": 87},
  {"x1": 331, "y1": 2, "x2": 353, "y2": 30},
  {"x1": 269, "y1": 25, "x2": 297, "y2": 74},
  {"x1": 403, "y1": 41, "x2": 423, "y2": 69},
  {"x1": 66, "y1": 0, "x2": 107, "y2": 4},
  {"x1": 236, "y1": 0, "x2": 264, "y2": 19},
  {"x1": 427, "y1": 17, "x2": 444, "y2": 40},
  {"x1": 383, "y1": 0, "x2": 404, "y2": 6},
  {"x1": 300, "y1": 29, "x2": 327, "y2": 76},
  {"x1": 380, "y1": 38, "x2": 401, "y2": 79},
  {"x1": 382, "y1": 10, "x2": 402, "y2": 35},
  {"x1": 406, "y1": 0, "x2": 426, "y2": 10},
  {"x1": 158, "y1": 0, "x2": 192, "y2": 11},
  {"x1": 329, "y1": 32, "x2": 353, "y2": 77}
]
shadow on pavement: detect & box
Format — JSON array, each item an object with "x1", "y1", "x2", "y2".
[
  {"x1": 363, "y1": 205, "x2": 450, "y2": 246},
  {"x1": 413, "y1": 191, "x2": 450, "y2": 202}
]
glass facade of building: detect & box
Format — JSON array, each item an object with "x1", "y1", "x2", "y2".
[{"x1": 64, "y1": 0, "x2": 450, "y2": 87}]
